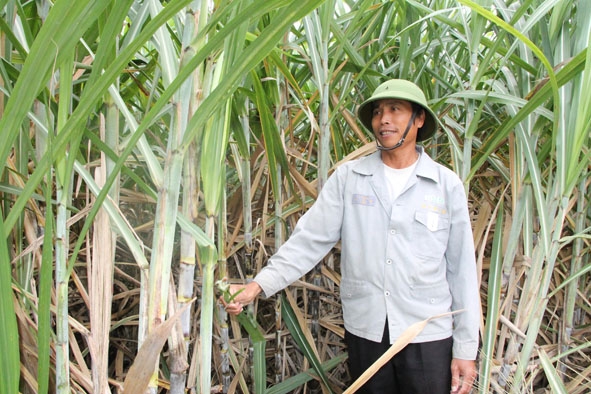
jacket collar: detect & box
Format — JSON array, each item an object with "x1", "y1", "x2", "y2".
[{"x1": 352, "y1": 145, "x2": 440, "y2": 183}]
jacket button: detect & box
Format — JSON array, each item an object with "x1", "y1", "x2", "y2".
[
  {"x1": 385, "y1": 291, "x2": 391, "y2": 296},
  {"x1": 389, "y1": 229, "x2": 396, "y2": 235},
  {"x1": 386, "y1": 259, "x2": 392, "y2": 265}
]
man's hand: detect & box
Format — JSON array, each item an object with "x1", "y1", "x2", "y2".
[
  {"x1": 219, "y1": 282, "x2": 262, "y2": 315},
  {"x1": 450, "y1": 358, "x2": 477, "y2": 394}
]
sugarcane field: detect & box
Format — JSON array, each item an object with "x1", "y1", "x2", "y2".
[{"x1": 1, "y1": 1, "x2": 590, "y2": 393}]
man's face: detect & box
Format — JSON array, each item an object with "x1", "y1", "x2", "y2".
[{"x1": 370, "y1": 99, "x2": 425, "y2": 149}]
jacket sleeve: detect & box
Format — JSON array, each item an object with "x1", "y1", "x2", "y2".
[
  {"x1": 445, "y1": 181, "x2": 481, "y2": 360},
  {"x1": 254, "y1": 167, "x2": 346, "y2": 297}
]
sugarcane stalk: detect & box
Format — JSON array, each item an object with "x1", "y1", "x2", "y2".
[
  {"x1": 560, "y1": 174, "x2": 588, "y2": 375},
  {"x1": 55, "y1": 48, "x2": 75, "y2": 394},
  {"x1": 478, "y1": 202, "x2": 504, "y2": 393},
  {"x1": 170, "y1": 140, "x2": 199, "y2": 394},
  {"x1": 273, "y1": 64, "x2": 287, "y2": 385},
  {"x1": 143, "y1": 0, "x2": 195, "y2": 391},
  {"x1": 145, "y1": 126, "x2": 186, "y2": 394},
  {"x1": 169, "y1": 3, "x2": 205, "y2": 393},
  {"x1": 144, "y1": 94, "x2": 185, "y2": 393},
  {"x1": 217, "y1": 164, "x2": 230, "y2": 393},
  {"x1": 198, "y1": 38, "x2": 230, "y2": 390},
  {"x1": 199, "y1": 218, "x2": 218, "y2": 394},
  {"x1": 89, "y1": 162, "x2": 114, "y2": 394},
  {"x1": 303, "y1": 3, "x2": 333, "y2": 351}
]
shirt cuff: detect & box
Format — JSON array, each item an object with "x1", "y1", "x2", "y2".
[
  {"x1": 253, "y1": 273, "x2": 281, "y2": 298},
  {"x1": 452, "y1": 340, "x2": 478, "y2": 360}
]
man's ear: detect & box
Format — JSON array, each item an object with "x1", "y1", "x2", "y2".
[{"x1": 415, "y1": 108, "x2": 426, "y2": 128}]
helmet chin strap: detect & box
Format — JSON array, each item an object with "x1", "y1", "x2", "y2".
[{"x1": 376, "y1": 108, "x2": 418, "y2": 151}]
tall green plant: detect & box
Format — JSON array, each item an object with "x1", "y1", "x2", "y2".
[
  {"x1": 54, "y1": 48, "x2": 77, "y2": 394},
  {"x1": 171, "y1": 3, "x2": 206, "y2": 393},
  {"x1": 0, "y1": 213, "x2": 19, "y2": 394},
  {"x1": 479, "y1": 200, "x2": 504, "y2": 393}
]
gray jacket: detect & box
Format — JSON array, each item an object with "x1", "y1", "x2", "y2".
[{"x1": 255, "y1": 147, "x2": 480, "y2": 360}]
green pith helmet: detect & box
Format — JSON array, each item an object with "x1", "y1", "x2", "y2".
[{"x1": 357, "y1": 79, "x2": 439, "y2": 142}]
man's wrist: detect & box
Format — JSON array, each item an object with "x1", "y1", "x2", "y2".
[{"x1": 247, "y1": 281, "x2": 263, "y2": 299}]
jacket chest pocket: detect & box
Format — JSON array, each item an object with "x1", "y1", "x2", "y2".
[{"x1": 411, "y1": 210, "x2": 450, "y2": 260}]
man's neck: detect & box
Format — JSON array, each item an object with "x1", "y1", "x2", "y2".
[{"x1": 381, "y1": 145, "x2": 419, "y2": 169}]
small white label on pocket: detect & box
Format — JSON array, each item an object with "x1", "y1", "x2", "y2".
[{"x1": 427, "y1": 212, "x2": 439, "y2": 231}]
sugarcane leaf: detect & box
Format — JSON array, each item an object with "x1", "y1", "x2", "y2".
[
  {"x1": 0, "y1": 213, "x2": 20, "y2": 394},
  {"x1": 180, "y1": 0, "x2": 328, "y2": 150},
  {"x1": 4, "y1": 0, "x2": 194, "y2": 233},
  {"x1": 266, "y1": 353, "x2": 347, "y2": 394},
  {"x1": 280, "y1": 292, "x2": 334, "y2": 393},
  {"x1": 0, "y1": 0, "x2": 111, "y2": 174},
  {"x1": 538, "y1": 348, "x2": 568, "y2": 394},
  {"x1": 469, "y1": 48, "x2": 587, "y2": 181},
  {"x1": 201, "y1": 102, "x2": 231, "y2": 217},
  {"x1": 251, "y1": 69, "x2": 289, "y2": 201},
  {"x1": 253, "y1": 340, "x2": 267, "y2": 394}
]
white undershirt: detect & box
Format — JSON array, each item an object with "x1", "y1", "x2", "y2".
[{"x1": 383, "y1": 159, "x2": 418, "y2": 201}]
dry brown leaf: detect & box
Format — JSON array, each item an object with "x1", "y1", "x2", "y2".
[
  {"x1": 344, "y1": 310, "x2": 464, "y2": 394},
  {"x1": 122, "y1": 301, "x2": 194, "y2": 394}
]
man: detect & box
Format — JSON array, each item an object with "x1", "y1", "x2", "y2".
[{"x1": 223, "y1": 79, "x2": 480, "y2": 394}]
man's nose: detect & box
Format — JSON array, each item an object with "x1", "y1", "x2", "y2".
[{"x1": 381, "y1": 110, "x2": 392, "y2": 124}]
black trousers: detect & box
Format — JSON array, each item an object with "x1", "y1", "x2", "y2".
[{"x1": 345, "y1": 322, "x2": 453, "y2": 394}]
